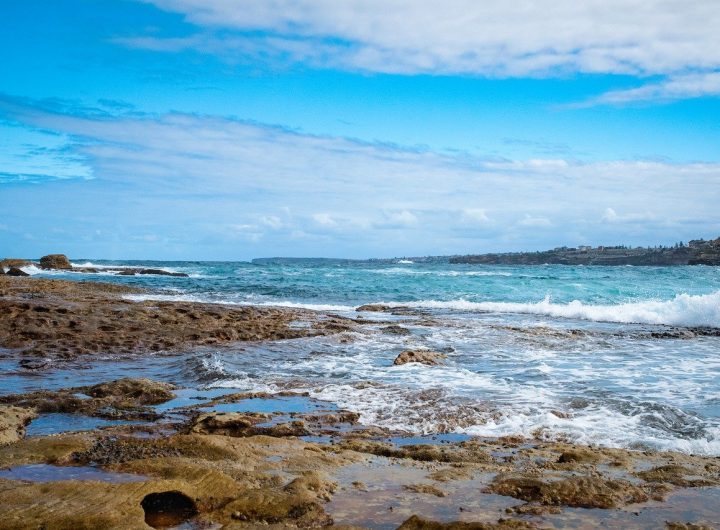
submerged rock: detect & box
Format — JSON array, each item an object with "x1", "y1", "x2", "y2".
[
  {"x1": 39, "y1": 254, "x2": 72, "y2": 270},
  {"x1": 0, "y1": 406, "x2": 37, "y2": 445},
  {"x1": 394, "y1": 349, "x2": 446, "y2": 366}
]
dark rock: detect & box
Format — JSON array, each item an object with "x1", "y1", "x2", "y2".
[
  {"x1": 356, "y1": 304, "x2": 391, "y2": 312},
  {"x1": 39, "y1": 254, "x2": 72, "y2": 270},
  {"x1": 19, "y1": 358, "x2": 50, "y2": 370},
  {"x1": 6, "y1": 267, "x2": 29, "y2": 276},
  {"x1": 382, "y1": 325, "x2": 412, "y2": 335},
  {"x1": 135, "y1": 268, "x2": 188, "y2": 277},
  {"x1": 118, "y1": 268, "x2": 187, "y2": 277}
]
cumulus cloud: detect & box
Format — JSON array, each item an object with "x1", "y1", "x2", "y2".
[
  {"x1": 1, "y1": 95, "x2": 719, "y2": 258},
  {"x1": 130, "y1": 0, "x2": 720, "y2": 79}
]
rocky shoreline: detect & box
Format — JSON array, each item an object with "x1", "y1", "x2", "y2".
[
  {"x1": 0, "y1": 275, "x2": 718, "y2": 529},
  {"x1": 0, "y1": 253, "x2": 190, "y2": 277},
  {"x1": 0, "y1": 276, "x2": 355, "y2": 361}
]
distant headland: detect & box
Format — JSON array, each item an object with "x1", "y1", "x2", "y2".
[{"x1": 450, "y1": 237, "x2": 720, "y2": 266}]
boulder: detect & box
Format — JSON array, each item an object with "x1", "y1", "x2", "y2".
[
  {"x1": 39, "y1": 254, "x2": 72, "y2": 270},
  {"x1": 0, "y1": 258, "x2": 34, "y2": 270},
  {"x1": 393, "y1": 349, "x2": 446, "y2": 366},
  {"x1": 6, "y1": 267, "x2": 29, "y2": 277},
  {"x1": 0, "y1": 405, "x2": 38, "y2": 445}
]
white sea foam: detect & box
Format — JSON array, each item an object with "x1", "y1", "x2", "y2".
[
  {"x1": 367, "y1": 268, "x2": 512, "y2": 277},
  {"x1": 375, "y1": 291, "x2": 720, "y2": 328},
  {"x1": 122, "y1": 293, "x2": 355, "y2": 312}
]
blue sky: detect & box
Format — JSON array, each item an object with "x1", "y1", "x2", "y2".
[{"x1": 1, "y1": 0, "x2": 719, "y2": 259}]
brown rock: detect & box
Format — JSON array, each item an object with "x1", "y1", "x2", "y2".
[
  {"x1": 397, "y1": 515, "x2": 535, "y2": 530},
  {"x1": 39, "y1": 254, "x2": 72, "y2": 270},
  {"x1": 6, "y1": 267, "x2": 29, "y2": 277},
  {"x1": 394, "y1": 349, "x2": 446, "y2": 366},
  {"x1": 488, "y1": 475, "x2": 649, "y2": 509},
  {"x1": 85, "y1": 378, "x2": 176, "y2": 405},
  {"x1": 557, "y1": 448, "x2": 601, "y2": 464},
  {"x1": 190, "y1": 412, "x2": 310, "y2": 438},
  {"x1": 0, "y1": 259, "x2": 34, "y2": 272},
  {"x1": 0, "y1": 405, "x2": 37, "y2": 445}
]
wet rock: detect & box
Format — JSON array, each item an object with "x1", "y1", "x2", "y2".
[
  {"x1": 0, "y1": 406, "x2": 38, "y2": 445},
  {"x1": 284, "y1": 471, "x2": 337, "y2": 501},
  {"x1": 382, "y1": 325, "x2": 412, "y2": 335},
  {"x1": 0, "y1": 258, "x2": 34, "y2": 271},
  {"x1": 1, "y1": 277, "x2": 339, "y2": 359},
  {"x1": 119, "y1": 268, "x2": 188, "y2": 277},
  {"x1": 666, "y1": 523, "x2": 715, "y2": 530},
  {"x1": 190, "y1": 412, "x2": 310, "y2": 438},
  {"x1": 339, "y1": 440, "x2": 490, "y2": 463},
  {"x1": 136, "y1": 268, "x2": 189, "y2": 277},
  {"x1": 39, "y1": 254, "x2": 72, "y2": 270},
  {"x1": 85, "y1": 378, "x2": 176, "y2": 406},
  {"x1": 18, "y1": 358, "x2": 50, "y2": 370},
  {"x1": 557, "y1": 448, "x2": 600, "y2": 464},
  {"x1": 6, "y1": 267, "x2": 29, "y2": 277},
  {"x1": 356, "y1": 304, "x2": 391, "y2": 312},
  {"x1": 0, "y1": 378, "x2": 176, "y2": 421},
  {"x1": 488, "y1": 475, "x2": 649, "y2": 509},
  {"x1": 403, "y1": 483, "x2": 447, "y2": 497},
  {"x1": 636, "y1": 464, "x2": 718, "y2": 487},
  {"x1": 394, "y1": 349, "x2": 446, "y2": 366},
  {"x1": 397, "y1": 515, "x2": 535, "y2": 530}
]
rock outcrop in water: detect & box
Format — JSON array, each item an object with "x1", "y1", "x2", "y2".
[
  {"x1": 394, "y1": 349, "x2": 446, "y2": 366},
  {"x1": 0, "y1": 253, "x2": 191, "y2": 277},
  {"x1": 450, "y1": 237, "x2": 720, "y2": 266},
  {"x1": 39, "y1": 254, "x2": 72, "y2": 270}
]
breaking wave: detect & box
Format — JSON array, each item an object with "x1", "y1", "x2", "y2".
[{"x1": 385, "y1": 291, "x2": 720, "y2": 328}]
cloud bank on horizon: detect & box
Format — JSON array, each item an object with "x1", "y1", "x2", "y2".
[{"x1": 1, "y1": 0, "x2": 719, "y2": 259}]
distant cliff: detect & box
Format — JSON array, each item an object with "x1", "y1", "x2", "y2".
[{"x1": 450, "y1": 238, "x2": 720, "y2": 266}]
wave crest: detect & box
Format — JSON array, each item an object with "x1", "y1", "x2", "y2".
[{"x1": 390, "y1": 291, "x2": 720, "y2": 328}]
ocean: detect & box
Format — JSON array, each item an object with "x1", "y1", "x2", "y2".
[{"x1": 15, "y1": 259, "x2": 720, "y2": 455}]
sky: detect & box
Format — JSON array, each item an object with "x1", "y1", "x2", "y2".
[{"x1": 1, "y1": 0, "x2": 719, "y2": 260}]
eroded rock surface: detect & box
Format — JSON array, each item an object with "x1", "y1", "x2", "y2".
[
  {"x1": 394, "y1": 349, "x2": 446, "y2": 366},
  {"x1": 0, "y1": 406, "x2": 37, "y2": 445},
  {"x1": 0, "y1": 277, "x2": 354, "y2": 359}
]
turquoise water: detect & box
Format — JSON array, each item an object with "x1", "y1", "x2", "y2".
[{"x1": 15, "y1": 259, "x2": 720, "y2": 454}]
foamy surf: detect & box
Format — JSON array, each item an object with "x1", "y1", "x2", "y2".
[{"x1": 377, "y1": 291, "x2": 720, "y2": 328}]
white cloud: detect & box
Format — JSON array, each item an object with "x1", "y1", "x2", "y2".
[
  {"x1": 601, "y1": 208, "x2": 656, "y2": 223},
  {"x1": 461, "y1": 208, "x2": 492, "y2": 225},
  {"x1": 583, "y1": 72, "x2": 720, "y2": 105},
  {"x1": 2, "y1": 98, "x2": 719, "y2": 257},
  {"x1": 134, "y1": 0, "x2": 720, "y2": 78},
  {"x1": 518, "y1": 214, "x2": 553, "y2": 227}
]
